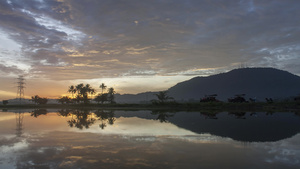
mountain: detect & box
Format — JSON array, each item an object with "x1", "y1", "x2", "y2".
[
  {"x1": 168, "y1": 67, "x2": 300, "y2": 101},
  {"x1": 115, "y1": 92, "x2": 158, "y2": 104},
  {"x1": 116, "y1": 67, "x2": 300, "y2": 103}
]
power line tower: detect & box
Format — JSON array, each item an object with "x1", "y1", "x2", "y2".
[{"x1": 16, "y1": 75, "x2": 25, "y2": 104}]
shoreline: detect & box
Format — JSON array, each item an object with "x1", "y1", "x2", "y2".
[{"x1": 1, "y1": 102, "x2": 300, "y2": 112}]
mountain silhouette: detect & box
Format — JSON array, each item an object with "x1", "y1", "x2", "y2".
[
  {"x1": 168, "y1": 67, "x2": 300, "y2": 101},
  {"x1": 115, "y1": 67, "x2": 300, "y2": 103}
]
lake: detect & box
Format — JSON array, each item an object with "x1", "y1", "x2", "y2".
[{"x1": 0, "y1": 109, "x2": 300, "y2": 169}]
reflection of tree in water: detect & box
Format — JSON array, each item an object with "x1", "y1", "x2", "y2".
[
  {"x1": 57, "y1": 109, "x2": 72, "y2": 117},
  {"x1": 295, "y1": 112, "x2": 300, "y2": 116},
  {"x1": 58, "y1": 109, "x2": 96, "y2": 130},
  {"x1": 94, "y1": 110, "x2": 116, "y2": 129},
  {"x1": 228, "y1": 112, "x2": 246, "y2": 119},
  {"x1": 200, "y1": 112, "x2": 218, "y2": 119},
  {"x1": 151, "y1": 110, "x2": 175, "y2": 123},
  {"x1": 266, "y1": 111, "x2": 275, "y2": 116},
  {"x1": 31, "y1": 109, "x2": 48, "y2": 118}
]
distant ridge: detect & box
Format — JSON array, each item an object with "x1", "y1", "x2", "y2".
[
  {"x1": 168, "y1": 67, "x2": 300, "y2": 101},
  {"x1": 115, "y1": 67, "x2": 300, "y2": 103}
]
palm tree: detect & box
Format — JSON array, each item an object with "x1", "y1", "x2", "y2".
[
  {"x1": 75, "y1": 83, "x2": 84, "y2": 95},
  {"x1": 85, "y1": 84, "x2": 96, "y2": 98},
  {"x1": 68, "y1": 85, "x2": 76, "y2": 98},
  {"x1": 68, "y1": 83, "x2": 96, "y2": 104},
  {"x1": 107, "y1": 87, "x2": 116, "y2": 104},
  {"x1": 75, "y1": 83, "x2": 87, "y2": 102},
  {"x1": 99, "y1": 83, "x2": 107, "y2": 94}
]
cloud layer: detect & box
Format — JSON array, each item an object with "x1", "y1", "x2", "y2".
[{"x1": 0, "y1": 0, "x2": 300, "y2": 98}]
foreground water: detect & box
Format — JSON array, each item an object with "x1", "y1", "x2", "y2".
[{"x1": 0, "y1": 109, "x2": 300, "y2": 169}]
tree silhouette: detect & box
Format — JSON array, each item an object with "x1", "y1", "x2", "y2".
[
  {"x1": 99, "y1": 83, "x2": 107, "y2": 94},
  {"x1": 31, "y1": 109, "x2": 48, "y2": 118},
  {"x1": 2, "y1": 100, "x2": 8, "y2": 105},
  {"x1": 228, "y1": 94, "x2": 247, "y2": 103},
  {"x1": 154, "y1": 91, "x2": 173, "y2": 104},
  {"x1": 72, "y1": 83, "x2": 96, "y2": 104},
  {"x1": 85, "y1": 84, "x2": 96, "y2": 98},
  {"x1": 67, "y1": 110, "x2": 96, "y2": 129},
  {"x1": 151, "y1": 110, "x2": 175, "y2": 123},
  {"x1": 57, "y1": 109, "x2": 72, "y2": 117},
  {"x1": 73, "y1": 95, "x2": 83, "y2": 104},
  {"x1": 107, "y1": 87, "x2": 116, "y2": 104},
  {"x1": 94, "y1": 93, "x2": 108, "y2": 104},
  {"x1": 58, "y1": 96, "x2": 72, "y2": 104},
  {"x1": 107, "y1": 112, "x2": 116, "y2": 125},
  {"x1": 228, "y1": 112, "x2": 246, "y2": 119},
  {"x1": 31, "y1": 95, "x2": 39, "y2": 104},
  {"x1": 31, "y1": 95, "x2": 48, "y2": 105},
  {"x1": 200, "y1": 94, "x2": 219, "y2": 102},
  {"x1": 68, "y1": 85, "x2": 76, "y2": 98},
  {"x1": 95, "y1": 110, "x2": 116, "y2": 129},
  {"x1": 201, "y1": 112, "x2": 218, "y2": 119}
]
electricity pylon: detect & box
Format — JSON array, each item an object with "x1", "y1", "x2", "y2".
[{"x1": 16, "y1": 75, "x2": 25, "y2": 104}]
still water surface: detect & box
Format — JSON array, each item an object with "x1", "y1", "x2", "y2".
[{"x1": 0, "y1": 109, "x2": 300, "y2": 169}]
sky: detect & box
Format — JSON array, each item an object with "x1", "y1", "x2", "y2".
[{"x1": 0, "y1": 0, "x2": 300, "y2": 100}]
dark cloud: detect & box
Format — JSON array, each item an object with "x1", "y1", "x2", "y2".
[
  {"x1": 0, "y1": 0, "x2": 300, "y2": 81},
  {"x1": 0, "y1": 63, "x2": 23, "y2": 74}
]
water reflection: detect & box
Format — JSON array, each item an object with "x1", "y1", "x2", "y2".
[
  {"x1": 0, "y1": 109, "x2": 300, "y2": 169},
  {"x1": 15, "y1": 112, "x2": 24, "y2": 137},
  {"x1": 10, "y1": 109, "x2": 300, "y2": 142},
  {"x1": 171, "y1": 111, "x2": 300, "y2": 142},
  {"x1": 30, "y1": 109, "x2": 47, "y2": 118},
  {"x1": 200, "y1": 112, "x2": 218, "y2": 119},
  {"x1": 94, "y1": 110, "x2": 116, "y2": 129},
  {"x1": 228, "y1": 112, "x2": 246, "y2": 119},
  {"x1": 57, "y1": 109, "x2": 116, "y2": 130},
  {"x1": 150, "y1": 110, "x2": 175, "y2": 123},
  {"x1": 58, "y1": 109, "x2": 96, "y2": 129}
]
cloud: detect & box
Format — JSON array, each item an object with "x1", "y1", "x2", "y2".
[
  {"x1": 0, "y1": 63, "x2": 23, "y2": 75},
  {"x1": 56, "y1": 0, "x2": 300, "y2": 76},
  {"x1": 0, "y1": 0, "x2": 300, "y2": 97}
]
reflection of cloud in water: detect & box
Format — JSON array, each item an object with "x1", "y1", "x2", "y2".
[
  {"x1": 1, "y1": 111, "x2": 300, "y2": 168},
  {"x1": 167, "y1": 134, "x2": 235, "y2": 144},
  {"x1": 0, "y1": 131, "x2": 299, "y2": 169},
  {"x1": 73, "y1": 117, "x2": 197, "y2": 136},
  {"x1": 123, "y1": 134, "x2": 236, "y2": 144},
  {"x1": 0, "y1": 114, "x2": 15, "y2": 121},
  {"x1": 6, "y1": 132, "x2": 300, "y2": 169},
  {"x1": 0, "y1": 138, "x2": 28, "y2": 168},
  {"x1": 249, "y1": 133, "x2": 300, "y2": 167}
]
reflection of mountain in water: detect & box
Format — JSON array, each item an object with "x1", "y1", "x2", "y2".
[
  {"x1": 112, "y1": 111, "x2": 300, "y2": 142},
  {"x1": 167, "y1": 112, "x2": 300, "y2": 142},
  {"x1": 11, "y1": 109, "x2": 300, "y2": 142}
]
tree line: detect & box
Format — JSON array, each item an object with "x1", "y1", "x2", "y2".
[
  {"x1": 59, "y1": 83, "x2": 116, "y2": 104},
  {"x1": 27, "y1": 83, "x2": 115, "y2": 105}
]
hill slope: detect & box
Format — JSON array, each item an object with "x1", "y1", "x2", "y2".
[{"x1": 168, "y1": 68, "x2": 300, "y2": 101}]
